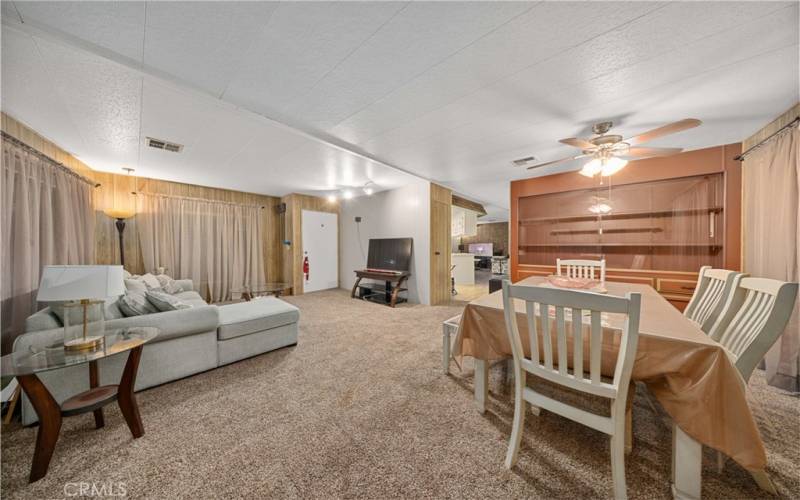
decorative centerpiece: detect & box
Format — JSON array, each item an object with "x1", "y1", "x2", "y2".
[{"x1": 545, "y1": 274, "x2": 607, "y2": 293}]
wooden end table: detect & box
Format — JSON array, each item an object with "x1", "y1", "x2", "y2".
[{"x1": 1, "y1": 327, "x2": 158, "y2": 482}]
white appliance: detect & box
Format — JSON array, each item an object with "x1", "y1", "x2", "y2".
[
  {"x1": 301, "y1": 210, "x2": 338, "y2": 293},
  {"x1": 451, "y1": 253, "x2": 475, "y2": 285}
]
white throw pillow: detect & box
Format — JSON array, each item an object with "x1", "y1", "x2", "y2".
[
  {"x1": 118, "y1": 291, "x2": 158, "y2": 316},
  {"x1": 155, "y1": 274, "x2": 184, "y2": 294},
  {"x1": 139, "y1": 273, "x2": 162, "y2": 290},
  {"x1": 124, "y1": 278, "x2": 147, "y2": 294}
]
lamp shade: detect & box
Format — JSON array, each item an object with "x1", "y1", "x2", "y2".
[
  {"x1": 103, "y1": 208, "x2": 136, "y2": 219},
  {"x1": 37, "y1": 265, "x2": 125, "y2": 302}
]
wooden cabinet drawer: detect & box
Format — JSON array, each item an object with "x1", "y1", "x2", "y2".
[
  {"x1": 606, "y1": 275, "x2": 655, "y2": 287},
  {"x1": 657, "y1": 278, "x2": 697, "y2": 295}
]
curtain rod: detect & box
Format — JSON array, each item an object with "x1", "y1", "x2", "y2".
[
  {"x1": 1, "y1": 131, "x2": 101, "y2": 187},
  {"x1": 135, "y1": 191, "x2": 265, "y2": 209},
  {"x1": 735, "y1": 117, "x2": 799, "y2": 161}
]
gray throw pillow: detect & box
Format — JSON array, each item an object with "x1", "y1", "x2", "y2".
[
  {"x1": 146, "y1": 290, "x2": 191, "y2": 312},
  {"x1": 155, "y1": 274, "x2": 184, "y2": 294},
  {"x1": 118, "y1": 292, "x2": 158, "y2": 317},
  {"x1": 104, "y1": 296, "x2": 125, "y2": 320}
]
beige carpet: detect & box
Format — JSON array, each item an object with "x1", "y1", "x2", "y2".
[{"x1": 2, "y1": 290, "x2": 798, "y2": 499}]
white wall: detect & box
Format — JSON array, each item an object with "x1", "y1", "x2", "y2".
[{"x1": 339, "y1": 180, "x2": 431, "y2": 305}]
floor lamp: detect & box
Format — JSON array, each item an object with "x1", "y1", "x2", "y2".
[{"x1": 103, "y1": 209, "x2": 136, "y2": 266}]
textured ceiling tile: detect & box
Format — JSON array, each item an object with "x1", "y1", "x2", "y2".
[
  {"x1": 286, "y1": 1, "x2": 532, "y2": 130},
  {"x1": 330, "y1": 1, "x2": 665, "y2": 144},
  {"x1": 32, "y1": 35, "x2": 142, "y2": 168},
  {"x1": 143, "y1": 1, "x2": 279, "y2": 97},
  {"x1": 13, "y1": 0, "x2": 145, "y2": 61},
  {"x1": 0, "y1": 26, "x2": 87, "y2": 152},
  {"x1": 223, "y1": 1, "x2": 406, "y2": 119}
]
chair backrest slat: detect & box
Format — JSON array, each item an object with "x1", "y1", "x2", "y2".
[
  {"x1": 708, "y1": 276, "x2": 798, "y2": 382},
  {"x1": 541, "y1": 304, "x2": 553, "y2": 369},
  {"x1": 590, "y1": 310, "x2": 602, "y2": 384},
  {"x1": 572, "y1": 307, "x2": 582, "y2": 378},
  {"x1": 526, "y1": 301, "x2": 538, "y2": 365},
  {"x1": 684, "y1": 266, "x2": 744, "y2": 333},
  {"x1": 556, "y1": 306, "x2": 568, "y2": 376},
  {"x1": 502, "y1": 280, "x2": 640, "y2": 400},
  {"x1": 557, "y1": 259, "x2": 606, "y2": 283}
]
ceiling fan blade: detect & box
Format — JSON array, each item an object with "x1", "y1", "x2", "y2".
[
  {"x1": 526, "y1": 154, "x2": 588, "y2": 170},
  {"x1": 624, "y1": 147, "x2": 683, "y2": 158},
  {"x1": 625, "y1": 119, "x2": 702, "y2": 146},
  {"x1": 559, "y1": 138, "x2": 597, "y2": 150}
]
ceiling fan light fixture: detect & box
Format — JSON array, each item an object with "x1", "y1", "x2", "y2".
[
  {"x1": 588, "y1": 202, "x2": 612, "y2": 214},
  {"x1": 600, "y1": 157, "x2": 628, "y2": 176},
  {"x1": 579, "y1": 158, "x2": 602, "y2": 177}
]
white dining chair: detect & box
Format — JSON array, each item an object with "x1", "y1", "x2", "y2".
[
  {"x1": 706, "y1": 275, "x2": 798, "y2": 473},
  {"x1": 502, "y1": 280, "x2": 640, "y2": 500},
  {"x1": 684, "y1": 266, "x2": 745, "y2": 333},
  {"x1": 557, "y1": 258, "x2": 606, "y2": 282},
  {"x1": 708, "y1": 276, "x2": 798, "y2": 384}
]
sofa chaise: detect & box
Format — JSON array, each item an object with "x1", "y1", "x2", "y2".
[{"x1": 16, "y1": 279, "x2": 299, "y2": 425}]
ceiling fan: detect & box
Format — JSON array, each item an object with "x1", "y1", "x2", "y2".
[{"x1": 517, "y1": 118, "x2": 702, "y2": 177}]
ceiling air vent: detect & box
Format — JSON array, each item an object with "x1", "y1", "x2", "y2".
[
  {"x1": 146, "y1": 137, "x2": 183, "y2": 153},
  {"x1": 511, "y1": 155, "x2": 536, "y2": 167}
]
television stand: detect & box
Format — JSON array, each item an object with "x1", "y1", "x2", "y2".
[{"x1": 351, "y1": 270, "x2": 410, "y2": 307}]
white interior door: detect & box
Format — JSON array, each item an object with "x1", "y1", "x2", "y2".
[{"x1": 302, "y1": 210, "x2": 338, "y2": 293}]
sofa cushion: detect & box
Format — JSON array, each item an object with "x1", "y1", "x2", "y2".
[
  {"x1": 146, "y1": 290, "x2": 191, "y2": 312},
  {"x1": 25, "y1": 309, "x2": 62, "y2": 332},
  {"x1": 104, "y1": 297, "x2": 125, "y2": 320},
  {"x1": 140, "y1": 273, "x2": 162, "y2": 290},
  {"x1": 217, "y1": 298, "x2": 300, "y2": 340},
  {"x1": 174, "y1": 290, "x2": 206, "y2": 305},
  {"x1": 119, "y1": 291, "x2": 158, "y2": 316}
]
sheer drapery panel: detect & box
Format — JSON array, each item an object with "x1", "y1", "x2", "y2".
[
  {"x1": 1, "y1": 137, "x2": 95, "y2": 353},
  {"x1": 742, "y1": 126, "x2": 799, "y2": 391},
  {"x1": 136, "y1": 194, "x2": 265, "y2": 303}
]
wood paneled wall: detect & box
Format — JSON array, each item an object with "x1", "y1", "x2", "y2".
[
  {"x1": 2, "y1": 112, "x2": 283, "y2": 281},
  {"x1": 280, "y1": 193, "x2": 340, "y2": 295},
  {"x1": 457, "y1": 222, "x2": 510, "y2": 256},
  {"x1": 742, "y1": 103, "x2": 800, "y2": 151},
  {"x1": 430, "y1": 183, "x2": 452, "y2": 305}
]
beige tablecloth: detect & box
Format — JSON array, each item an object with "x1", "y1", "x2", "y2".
[{"x1": 454, "y1": 277, "x2": 766, "y2": 471}]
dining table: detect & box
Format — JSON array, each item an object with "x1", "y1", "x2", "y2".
[{"x1": 452, "y1": 276, "x2": 774, "y2": 499}]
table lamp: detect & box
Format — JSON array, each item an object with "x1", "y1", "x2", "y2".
[{"x1": 37, "y1": 265, "x2": 125, "y2": 352}]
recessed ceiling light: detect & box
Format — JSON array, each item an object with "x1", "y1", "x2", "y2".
[
  {"x1": 327, "y1": 194, "x2": 337, "y2": 202},
  {"x1": 343, "y1": 190, "x2": 353, "y2": 200}
]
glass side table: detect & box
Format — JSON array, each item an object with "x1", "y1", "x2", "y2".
[
  {"x1": 1, "y1": 327, "x2": 159, "y2": 482},
  {"x1": 232, "y1": 283, "x2": 290, "y2": 301}
]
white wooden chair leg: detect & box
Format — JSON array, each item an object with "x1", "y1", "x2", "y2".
[
  {"x1": 442, "y1": 324, "x2": 451, "y2": 374},
  {"x1": 715, "y1": 450, "x2": 725, "y2": 473},
  {"x1": 474, "y1": 359, "x2": 488, "y2": 414},
  {"x1": 610, "y1": 431, "x2": 628, "y2": 500},
  {"x1": 671, "y1": 423, "x2": 702, "y2": 500},
  {"x1": 505, "y1": 370, "x2": 526, "y2": 469}
]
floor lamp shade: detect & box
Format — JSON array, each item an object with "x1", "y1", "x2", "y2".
[{"x1": 37, "y1": 266, "x2": 125, "y2": 351}]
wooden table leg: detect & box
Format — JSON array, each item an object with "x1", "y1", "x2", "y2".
[
  {"x1": 117, "y1": 346, "x2": 144, "y2": 438},
  {"x1": 89, "y1": 361, "x2": 104, "y2": 429},
  {"x1": 474, "y1": 359, "x2": 488, "y2": 414},
  {"x1": 350, "y1": 277, "x2": 362, "y2": 298},
  {"x1": 17, "y1": 374, "x2": 62, "y2": 483},
  {"x1": 671, "y1": 423, "x2": 702, "y2": 500}
]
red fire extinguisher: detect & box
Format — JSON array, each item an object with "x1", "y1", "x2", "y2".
[{"x1": 303, "y1": 255, "x2": 310, "y2": 281}]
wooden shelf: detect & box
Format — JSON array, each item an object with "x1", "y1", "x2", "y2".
[
  {"x1": 519, "y1": 207, "x2": 723, "y2": 225},
  {"x1": 519, "y1": 243, "x2": 722, "y2": 248},
  {"x1": 549, "y1": 227, "x2": 663, "y2": 235}
]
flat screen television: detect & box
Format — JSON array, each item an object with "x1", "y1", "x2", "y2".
[
  {"x1": 468, "y1": 243, "x2": 493, "y2": 257},
  {"x1": 367, "y1": 238, "x2": 413, "y2": 272}
]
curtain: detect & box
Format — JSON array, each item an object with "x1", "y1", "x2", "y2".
[
  {"x1": 1, "y1": 136, "x2": 95, "y2": 353},
  {"x1": 743, "y1": 126, "x2": 800, "y2": 391},
  {"x1": 136, "y1": 194, "x2": 265, "y2": 303}
]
